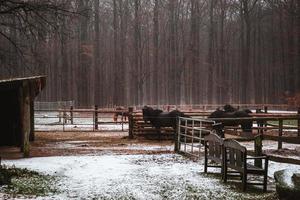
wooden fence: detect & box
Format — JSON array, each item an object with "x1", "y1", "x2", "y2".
[
  {"x1": 35, "y1": 106, "x2": 129, "y2": 132},
  {"x1": 128, "y1": 107, "x2": 299, "y2": 138},
  {"x1": 127, "y1": 109, "x2": 216, "y2": 139},
  {"x1": 133, "y1": 104, "x2": 297, "y2": 111}
]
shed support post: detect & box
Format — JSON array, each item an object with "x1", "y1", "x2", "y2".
[
  {"x1": 29, "y1": 100, "x2": 35, "y2": 142},
  {"x1": 20, "y1": 81, "x2": 31, "y2": 158}
]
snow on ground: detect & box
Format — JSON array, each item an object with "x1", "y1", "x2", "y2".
[
  {"x1": 239, "y1": 140, "x2": 300, "y2": 160},
  {"x1": 266, "y1": 110, "x2": 297, "y2": 114},
  {"x1": 35, "y1": 124, "x2": 128, "y2": 132},
  {"x1": 2, "y1": 153, "x2": 288, "y2": 200}
]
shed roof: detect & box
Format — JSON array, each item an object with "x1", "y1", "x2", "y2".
[
  {"x1": 0, "y1": 76, "x2": 46, "y2": 97},
  {"x1": 0, "y1": 76, "x2": 46, "y2": 84}
]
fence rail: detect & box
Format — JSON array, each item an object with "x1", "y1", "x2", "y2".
[
  {"x1": 134, "y1": 104, "x2": 298, "y2": 111},
  {"x1": 34, "y1": 107, "x2": 128, "y2": 132},
  {"x1": 208, "y1": 115, "x2": 300, "y2": 149}
]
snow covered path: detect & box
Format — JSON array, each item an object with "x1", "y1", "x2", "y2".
[{"x1": 3, "y1": 154, "x2": 297, "y2": 200}]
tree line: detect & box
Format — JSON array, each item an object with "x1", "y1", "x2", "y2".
[{"x1": 0, "y1": 0, "x2": 299, "y2": 107}]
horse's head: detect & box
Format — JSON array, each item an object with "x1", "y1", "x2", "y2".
[
  {"x1": 223, "y1": 104, "x2": 237, "y2": 113},
  {"x1": 142, "y1": 106, "x2": 154, "y2": 123}
]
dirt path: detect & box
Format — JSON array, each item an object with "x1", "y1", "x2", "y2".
[{"x1": 0, "y1": 131, "x2": 174, "y2": 159}]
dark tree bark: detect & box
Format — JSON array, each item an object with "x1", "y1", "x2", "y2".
[{"x1": 152, "y1": 0, "x2": 159, "y2": 105}]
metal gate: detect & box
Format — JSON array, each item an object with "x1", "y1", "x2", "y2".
[{"x1": 176, "y1": 117, "x2": 216, "y2": 158}]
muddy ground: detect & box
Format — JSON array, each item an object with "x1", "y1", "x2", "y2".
[{"x1": 0, "y1": 131, "x2": 174, "y2": 159}]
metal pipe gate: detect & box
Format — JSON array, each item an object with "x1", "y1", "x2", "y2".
[{"x1": 175, "y1": 117, "x2": 216, "y2": 158}]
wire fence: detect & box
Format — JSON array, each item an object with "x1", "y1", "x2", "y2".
[{"x1": 34, "y1": 108, "x2": 128, "y2": 132}]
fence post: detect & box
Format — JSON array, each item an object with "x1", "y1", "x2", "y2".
[
  {"x1": 264, "y1": 106, "x2": 268, "y2": 113},
  {"x1": 70, "y1": 106, "x2": 73, "y2": 125},
  {"x1": 254, "y1": 134, "x2": 263, "y2": 168},
  {"x1": 58, "y1": 111, "x2": 62, "y2": 123},
  {"x1": 256, "y1": 109, "x2": 262, "y2": 135},
  {"x1": 298, "y1": 107, "x2": 300, "y2": 137},
  {"x1": 128, "y1": 107, "x2": 134, "y2": 139},
  {"x1": 95, "y1": 105, "x2": 98, "y2": 130},
  {"x1": 278, "y1": 119, "x2": 283, "y2": 149},
  {"x1": 264, "y1": 106, "x2": 268, "y2": 131},
  {"x1": 63, "y1": 111, "x2": 67, "y2": 124},
  {"x1": 29, "y1": 100, "x2": 35, "y2": 142},
  {"x1": 175, "y1": 117, "x2": 180, "y2": 152},
  {"x1": 121, "y1": 111, "x2": 123, "y2": 131}
]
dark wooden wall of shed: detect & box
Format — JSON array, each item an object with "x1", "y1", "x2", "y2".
[{"x1": 0, "y1": 87, "x2": 21, "y2": 146}]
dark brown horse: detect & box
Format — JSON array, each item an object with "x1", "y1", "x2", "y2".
[
  {"x1": 209, "y1": 105, "x2": 253, "y2": 132},
  {"x1": 142, "y1": 106, "x2": 187, "y2": 138}
]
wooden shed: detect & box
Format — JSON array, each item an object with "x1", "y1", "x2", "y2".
[{"x1": 0, "y1": 76, "x2": 46, "y2": 157}]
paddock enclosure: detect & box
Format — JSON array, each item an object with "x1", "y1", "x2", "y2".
[
  {"x1": 1, "y1": 103, "x2": 300, "y2": 198},
  {"x1": 34, "y1": 103, "x2": 299, "y2": 136},
  {"x1": 34, "y1": 103, "x2": 129, "y2": 132},
  {"x1": 32, "y1": 103, "x2": 300, "y2": 164}
]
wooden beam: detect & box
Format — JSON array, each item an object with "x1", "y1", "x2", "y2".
[
  {"x1": 298, "y1": 107, "x2": 300, "y2": 137},
  {"x1": 29, "y1": 100, "x2": 34, "y2": 141},
  {"x1": 278, "y1": 119, "x2": 283, "y2": 149},
  {"x1": 254, "y1": 135, "x2": 263, "y2": 168},
  {"x1": 20, "y1": 81, "x2": 31, "y2": 157},
  {"x1": 128, "y1": 107, "x2": 134, "y2": 139},
  {"x1": 94, "y1": 105, "x2": 98, "y2": 130}
]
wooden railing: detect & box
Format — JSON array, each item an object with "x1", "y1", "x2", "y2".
[{"x1": 35, "y1": 106, "x2": 129, "y2": 132}]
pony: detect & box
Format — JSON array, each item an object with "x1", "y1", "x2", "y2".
[
  {"x1": 113, "y1": 106, "x2": 129, "y2": 122},
  {"x1": 142, "y1": 106, "x2": 187, "y2": 139},
  {"x1": 209, "y1": 105, "x2": 253, "y2": 133}
]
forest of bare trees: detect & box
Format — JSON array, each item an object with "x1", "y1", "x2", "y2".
[{"x1": 0, "y1": 0, "x2": 299, "y2": 107}]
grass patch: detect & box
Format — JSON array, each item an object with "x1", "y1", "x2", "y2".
[
  {"x1": 0, "y1": 165, "x2": 59, "y2": 198},
  {"x1": 267, "y1": 120, "x2": 298, "y2": 126}
]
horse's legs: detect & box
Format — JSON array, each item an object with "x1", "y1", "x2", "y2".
[
  {"x1": 156, "y1": 126, "x2": 161, "y2": 141},
  {"x1": 113, "y1": 114, "x2": 118, "y2": 122}
]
